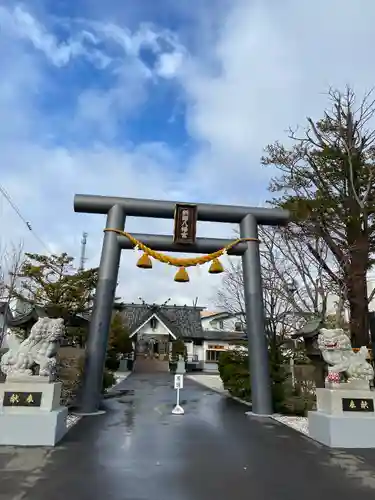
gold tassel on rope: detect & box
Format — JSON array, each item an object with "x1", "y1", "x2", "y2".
[
  {"x1": 136, "y1": 252, "x2": 152, "y2": 269},
  {"x1": 103, "y1": 229, "x2": 260, "y2": 283},
  {"x1": 174, "y1": 267, "x2": 189, "y2": 282},
  {"x1": 208, "y1": 258, "x2": 224, "y2": 274}
]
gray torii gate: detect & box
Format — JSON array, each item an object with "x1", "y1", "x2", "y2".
[{"x1": 74, "y1": 194, "x2": 289, "y2": 415}]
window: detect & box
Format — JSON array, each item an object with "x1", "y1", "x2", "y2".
[
  {"x1": 235, "y1": 321, "x2": 242, "y2": 331},
  {"x1": 206, "y1": 350, "x2": 221, "y2": 362},
  {"x1": 150, "y1": 317, "x2": 157, "y2": 330},
  {"x1": 218, "y1": 320, "x2": 224, "y2": 329}
]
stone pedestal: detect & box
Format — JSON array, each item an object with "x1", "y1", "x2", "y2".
[
  {"x1": 0, "y1": 381, "x2": 68, "y2": 446},
  {"x1": 308, "y1": 388, "x2": 375, "y2": 448}
]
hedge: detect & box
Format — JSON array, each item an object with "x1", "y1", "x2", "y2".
[{"x1": 218, "y1": 348, "x2": 315, "y2": 416}]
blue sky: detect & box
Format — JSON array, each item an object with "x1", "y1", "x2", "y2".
[{"x1": 1, "y1": 0, "x2": 375, "y2": 307}]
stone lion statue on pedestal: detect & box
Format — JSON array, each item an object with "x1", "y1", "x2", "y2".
[
  {"x1": 318, "y1": 327, "x2": 374, "y2": 387},
  {"x1": 0, "y1": 317, "x2": 64, "y2": 380}
]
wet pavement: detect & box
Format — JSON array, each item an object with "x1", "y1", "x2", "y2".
[{"x1": 2, "y1": 372, "x2": 375, "y2": 499}]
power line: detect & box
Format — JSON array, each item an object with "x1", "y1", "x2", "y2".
[{"x1": 0, "y1": 183, "x2": 51, "y2": 254}]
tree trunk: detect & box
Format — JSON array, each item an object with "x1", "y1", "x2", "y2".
[
  {"x1": 346, "y1": 259, "x2": 369, "y2": 348},
  {"x1": 335, "y1": 295, "x2": 345, "y2": 328}
]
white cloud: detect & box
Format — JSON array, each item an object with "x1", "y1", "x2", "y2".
[
  {"x1": 156, "y1": 51, "x2": 185, "y2": 79},
  {"x1": 0, "y1": 139, "x2": 234, "y2": 307},
  {"x1": 0, "y1": 5, "x2": 95, "y2": 67},
  {"x1": 179, "y1": 0, "x2": 375, "y2": 196},
  {"x1": 1, "y1": 0, "x2": 375, "y2": 309}
]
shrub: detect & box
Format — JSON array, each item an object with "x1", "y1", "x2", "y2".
[
  {"x1": 279, "y1": 379, "x2": 316, "y2": 416},
  {"x1": 218, "y1": 350, "x2": 251, "y2": 401},
  {"x1": 169, "y1": 361, "x2": 177, "y2": 373},
  {"x1": 56, "y1": 347, "x2": 85, "y2": 406},
  {"x1": 109, "y1": 313, "x2": 132, "y2": 356},
  {"x1": 57, "y1": 347, "x2": 118, "y2": 405},
  {"x1": 171, "y1": 338, "x2": 187, "y2": 361},
  {"x1": 269, "y1": 341, "x2": 288, "y2": 411},
  {"x1": 105, "y1": 348, "x2": 120, "y2": 372},
  {"x1": 218, "y1": 346, "x2": 308, "y2": 413},
  {"x1": 102, "y1": 370, "x2": 116, "y2": 392}
]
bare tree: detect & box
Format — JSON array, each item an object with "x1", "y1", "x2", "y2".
[
  {"x1": 263, "y1": 87, "x2": 375, "y2": 346},
  {"x1": 0, "y1": 241, "x2": 24, "y2": 345},
  {"x1": 216, "y1": 259, "x2": 245, "y2": 317},
  {"x1": 261, "y1": 227, "x2": 336, "y2": 318},
  {"x1": 216, "y1": 227, "x2": 335, "y2": 339}
]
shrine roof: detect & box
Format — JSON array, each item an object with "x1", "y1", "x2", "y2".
[{"x1": 118, "y1": 303, "x2": 205, "y2": 339}]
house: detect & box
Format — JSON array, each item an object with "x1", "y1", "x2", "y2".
[
  {"x1": 116, "y1": 303, "x2": 246, "y2": 372},
  {"x1": 201, "y1": 310, "x2": 246, "y2": 332}
]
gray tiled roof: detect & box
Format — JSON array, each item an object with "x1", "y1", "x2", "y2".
[
  {"x1": 7, "y1": 306, "x2": 46, "y2": 327},
  {"x1": 118, "y1": 303, "x2": 205, "y2": 339},
  {"x1": 291, "y1": 317, "x2": 324, "y2": 339},
  {"x1": 6, "y1": 304, "x2": 90, "y2": 328},
  {"x1": 201, "y1": 330, "x2": 247, "y2": 341}
]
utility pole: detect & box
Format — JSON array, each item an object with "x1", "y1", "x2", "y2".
[{"x1": 79, "y1": 232, "x2": 88, "y2": 272}]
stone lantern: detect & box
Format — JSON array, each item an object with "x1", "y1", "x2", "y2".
[{"x1": 291, "y1": 317, "x2": 326, "y2": 388}]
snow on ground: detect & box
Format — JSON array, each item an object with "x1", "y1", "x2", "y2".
[
  {"x1": 113, "y1": 372, "x2": 131, "y2": 385},
  {"x1": 67, "y1": 414, "x2": 81, "y2": 429},
  {"x1": 272, "y1": 415, "x2": 309, "y2": 435}
]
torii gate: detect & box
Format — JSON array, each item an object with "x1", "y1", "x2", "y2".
[{"x1": 73, "y1": 194, "x2": 289, "y2": 415}]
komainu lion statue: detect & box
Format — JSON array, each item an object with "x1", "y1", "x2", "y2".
[
  {"x1": 318, "y1": 327, "x2": 374, "y2": 386},
  {"x1": 0, "y1": 317, "x2": 64, "y2": 380}
]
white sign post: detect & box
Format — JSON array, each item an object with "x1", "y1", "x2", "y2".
[{"x1": 172, "y1": 374, "x2": 184, "y2": 415}]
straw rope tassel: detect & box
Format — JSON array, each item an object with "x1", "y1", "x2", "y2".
[{"x1": 103, "y1": 228, "x2": 260, "y2": 282}]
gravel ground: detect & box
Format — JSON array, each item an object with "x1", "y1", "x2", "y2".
[
  {"x1": 67, "y1": 414, "x2": 81, "y2": 429},
  {"x1": 272, "y1": 415, "x2": 309, "y2": 435}
]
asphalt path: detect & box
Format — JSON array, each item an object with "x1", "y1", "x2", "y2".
[{"x1": 2, "y1": 372, "x2": 375, "y2": 500}]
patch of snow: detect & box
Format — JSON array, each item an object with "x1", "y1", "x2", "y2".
[
  {"x1": 272, "y1": 415, "x2": 309, "y2": 435},
  {"x1": 113, "y1": 372, "x2": 130, "y2": 385},
  {"x1": 66, "y1": 414, "x2": 81, "y2": 429}
]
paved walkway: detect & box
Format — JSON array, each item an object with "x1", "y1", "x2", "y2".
[
  {"x1": 187, "y1": 373, "x2": 226, "y2": 393},
  {"x1": 133, "y1": 356, "x2": 169, "y2": 373},
  {"x1": 2, "y1": 373, "x2": 375, "y2": 499}
]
